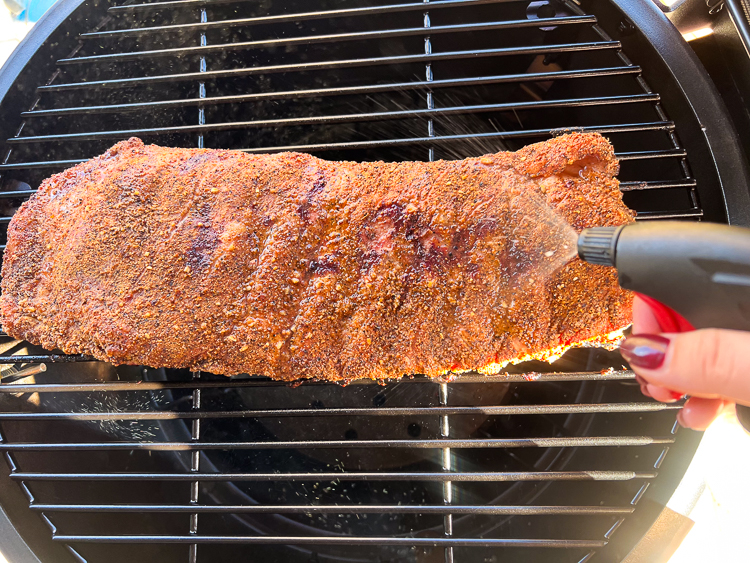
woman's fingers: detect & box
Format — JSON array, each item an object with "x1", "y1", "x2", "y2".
[
  {"x1": 626, "y1": 295, "x2": 745, "y2": 430},
  {"x1": 619, "y1": 329, "x2": 750, "y2": 405},
  {"x1": 677, "y1": 397, "x2": 729, "y2": 431},
  {"x1": 644, "y1": 384, "x2": 683, "y2": 403}
]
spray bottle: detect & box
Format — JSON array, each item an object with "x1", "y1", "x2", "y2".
[{"x1": 577, "y1": 221, "x2": 750, "y2": 429}]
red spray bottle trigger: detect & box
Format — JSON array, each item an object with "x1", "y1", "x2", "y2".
[{"x1": 636, "y1": 294, "x2": 694, "y2": 333}]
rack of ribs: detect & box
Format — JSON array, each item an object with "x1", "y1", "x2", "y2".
[{"x1": 1, "y1": 132, "x2": 634, "y2": 381}]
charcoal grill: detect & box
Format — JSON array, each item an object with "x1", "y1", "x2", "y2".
[{"x1": 0, "y1": 0, "x2": 748, "y2": 562}]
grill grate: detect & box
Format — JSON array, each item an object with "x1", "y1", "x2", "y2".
[
  {"x1": 0, "y1": 0, "x2": 703, "y2": 227},
  {"x1": 0, "y1": 360, "x2": 682, "y2": 563},
  {"x1": 0, "y1": 0, "x2": 714, "y2": 562}
]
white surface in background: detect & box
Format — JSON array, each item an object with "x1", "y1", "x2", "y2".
[
  {"x1": 669, "y1": 410, "x2": 750, "y2": 562},
  {"x1": 0, "y1": 2, "x2": 747, "y2": 562},
  {"x1": 0, "y1": 3, "x2": 33, "y2": 69}
]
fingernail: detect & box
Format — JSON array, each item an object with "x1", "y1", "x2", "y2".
[
  {"x1": 669, "y1": 390, "x2": 684, "y2": 400},
  {"x1": 619, "y1": 334, "x2": 670, "y2": 370}
]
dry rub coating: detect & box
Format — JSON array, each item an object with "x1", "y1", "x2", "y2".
[{"x1": 0, "y1": 133, "x2": 634, "y2": 381}]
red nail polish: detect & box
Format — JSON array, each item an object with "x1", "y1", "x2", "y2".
[
  {"x1": 619, "y1": 334, "x2": 670, "y2": 370},
  {"x1": 669, "y1": 390, "x2": 684, "y2": 400}
]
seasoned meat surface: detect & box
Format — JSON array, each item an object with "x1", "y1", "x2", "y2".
[{"x1": 1, "y1": 133, "x2": 634, "y2": 381}]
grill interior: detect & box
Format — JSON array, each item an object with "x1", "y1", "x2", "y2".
[{"x1": 0, "y1": 0, "x2": 723, "y2": 562}]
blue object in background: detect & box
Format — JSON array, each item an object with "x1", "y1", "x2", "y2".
[{"x1": 5, "y1": 0, "x2": 59, "y2": 22}]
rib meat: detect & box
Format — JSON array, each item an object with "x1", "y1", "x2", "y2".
[{"x1": 1, "y1": 133, "x2": 634, "y2": 381}]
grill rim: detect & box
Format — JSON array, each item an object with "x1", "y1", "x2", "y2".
[{"x1": 0, "y1": 0, "x2": 89, "y2": 108}]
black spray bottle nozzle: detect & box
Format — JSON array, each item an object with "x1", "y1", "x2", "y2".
[
  {"x1": 577, "y1": 226, "x2": 625, "y2": 267},
  {"x1": 576, "y1": 221, "x2": 750, "y2": 332}
]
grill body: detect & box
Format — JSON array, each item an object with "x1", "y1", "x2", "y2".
[{"x1": 0, "y1": 0, "x2": 746, "y2": 562}]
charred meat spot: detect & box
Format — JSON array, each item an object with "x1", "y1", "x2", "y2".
[
  {"x1": 297, "y1": 173, "x2": 327, "y2": 223},
  {"x1": 359, "y1": 250, "x2": 380, "y2": 271},
  {"x1": 465, "y1": 262, "x2": 480, "y2": 280},
  {"x1": 310, "y1": 172, "x2": 327, "y2": 197},
  {"x1": 449, "y1": 228, "x2": 474, "y2": 264},
  {"x1": 180, "y1": 152, "x2": 216, "y2": 173},
  {"x1": 361, "y1": 203, "x2": 415, "y2": 255},
  {"x1": 444, "y1": 219, "x2": 499, "y2": 264},
  {"x1": 474, "y1": 218, "x2": 499, "y2": 239},
  {"x1": 297, "y1": 201, "x2": 313, "y2": 222},
  {"x1": 377, "y1": 203, "x2": 409, "y2": 229},
  {"x1": 309, "y1": 255, "x2": 340, "y2": 275},
  {"x1": 186, "y1": 225, "x2": 219, "y2": 272},
  {"x1": 363, "y1": 203, "x2": 451, "y2": 272}
]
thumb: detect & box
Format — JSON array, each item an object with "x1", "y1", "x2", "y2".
[{"x1": 619, "y1": 329, "x2": 750, "y2": 406}]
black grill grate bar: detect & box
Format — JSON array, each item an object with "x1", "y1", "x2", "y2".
[
  {"x1": 0, "y1": 160, "x2": 82, "y2": 171},
  {"x1": 57, "y1": 16, "x2": 597, "y2": 65},
  {"x1": 11, "y1": 470, "x2": 657, "y2": 482},
  {"x1": 0, "y1": 353, "x2": 95, "y2": 363},
  {"x1": 30, "y1": 503, "x2": 635, "y2": 515},
  {"x1": 610, "y1": 149, "x2": 686, "y2": 160},
  {"x1": 91, "y1": 0, "x2": 507, "y2": 38},
  {"x1": 0, "y1": 189, "x2": 37, "y2": 198},
  {"x1": 49, "y1": 535, "x2": 607, "y2": 548},
  {"x1": 0, "y1": 436, "x2": 675, "y2": 451},
  {"x1": 229, "y1": 122, "x2": 672, "y2": 155},
  {"x1": 38, "y1": 42, "x2": 621, "y2": 92},
  {"x1": 12, "y1": 67, "x2": 643, "y2": 142},
  {"x1": 0, "y1": 402, "x2": 679, "y2": 421},
  {"x1": 619, "y1": 179, "x2": 697, "y2": 191},
  {"x1": 7, "y1": 118, "x2": 668, "y2": 146},
  {"x1": 21, "y1": 93, "x2": 660, "y2": 120},
  {"x1": 109, "y1": 0, "x2": 289, "y2": 11},
  {"x1": 635, "y1": 210, "x2": 703, "y2": 220},
  {"x1": 0, "y1": 370, "x2": 636, "y2": 391}
]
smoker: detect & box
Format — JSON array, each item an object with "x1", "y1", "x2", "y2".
[{"x1": 0, "y1": 0, "x2": 748, "y2": 562}]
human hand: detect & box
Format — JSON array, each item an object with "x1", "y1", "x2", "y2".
[{"x1": 619, "y1": 295, "x2": 750, "y2": 431}]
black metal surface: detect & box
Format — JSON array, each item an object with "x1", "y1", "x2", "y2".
[
  {"x1": 87, "y1": 0, "x2": 519, "y2": 36},
  {"x1": 11, "y1": 470, "x2": 659, "y2": 482},
  {"x1": 30, "y1": 504, "x2": 634, "y2": 514},
  {"x1": 0, "y1": 401, "x2": 680, "y2": 419},
  {"x1": 0, "y1": 363, "x2": 684, "y2": 563},
  {"x1": 608, "y1": 0, "x2": 750, "y2": 226},
  {"x1": 30, "y1": 41, "x2": 621, "y2": 92},
  {"x1": 58, "y1": 16, "x2": 599, "y2": 63},
  {"x1": 0, "y1": 0, "x2": 744, "y2": 562}
]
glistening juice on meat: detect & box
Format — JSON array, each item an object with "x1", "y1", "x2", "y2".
[{"x1": 0, "y1": 133, "x2": 634, "y2": 381}]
